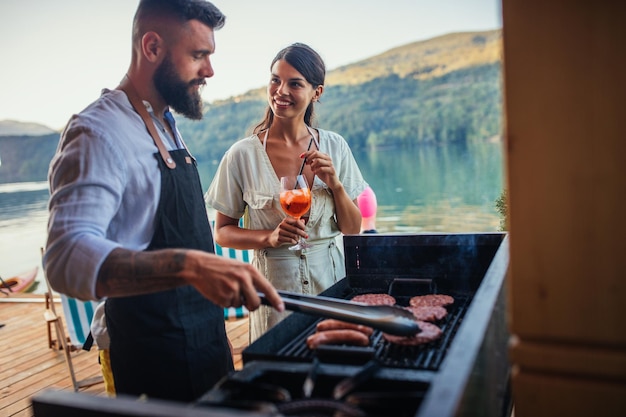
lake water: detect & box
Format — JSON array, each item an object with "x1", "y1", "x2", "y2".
[{"x1": 0, "y1": 141, "x2": 503, "y2": 295}]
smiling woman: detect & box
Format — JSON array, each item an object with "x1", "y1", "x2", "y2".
[{"x1": 205, "y1": 41, "x2": 368, "y2": 343}]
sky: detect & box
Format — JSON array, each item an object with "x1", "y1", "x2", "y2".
[{"x1": 0, "y1": 0, "x2": 501, "y2": 130}]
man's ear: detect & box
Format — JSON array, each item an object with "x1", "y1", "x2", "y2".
[{"x1": 141, "y1": 31, "x2": 163, "y2": 63}]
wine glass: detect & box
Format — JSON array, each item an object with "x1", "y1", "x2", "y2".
[{"x1": 279, "y1": 175, "x2": 312, "y2": 250}]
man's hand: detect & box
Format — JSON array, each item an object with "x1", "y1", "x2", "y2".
[
  {"x1": 96, "y1": 247, "x2": 285, "y2": 313},
  {"x1": 185, "y1": 249, "x2": 284, "y2": 312}
]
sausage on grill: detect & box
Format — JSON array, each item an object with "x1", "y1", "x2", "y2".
[
  {"x1": 306, "y1": 329, "x2": 371, "y2": 349},
  {"x1": 316, "y1": 319, "x2": 374, "y2": 336}
]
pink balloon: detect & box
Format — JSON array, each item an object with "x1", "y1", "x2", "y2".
[{"x1": 357, "y1": 186, "x2": 377, "y2": 218}]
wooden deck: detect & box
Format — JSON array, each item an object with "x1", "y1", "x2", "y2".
[{"x1": 0, "y1": 294, "x2": 249, "y2": 417}]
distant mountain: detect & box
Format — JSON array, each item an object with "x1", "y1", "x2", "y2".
[
  {"x1": 1, "y1": 29, "x2": 502, "y2": 184},
  {"x1": 0, "y1": 133, "x2": 58, "y2": 183},
  {"x1": 178, "y1": 29, "x2": 503, "y2": 159},
  {"x1": 327, "y1": 30, "x2": 501, "y2": 86},
  {"x1": 216, "y1": 30, "x2": 502, "y2": 101},
  {"x1": 0, "y1": 119, "x2": 57, "y2": 137}
]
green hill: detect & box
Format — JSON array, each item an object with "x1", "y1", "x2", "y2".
[
  {"x1": 328, "y1": 30, "x2": 501, "y2": 85},
  {"x1": 0, "y1": 133, "x2": 59, "y2": 183},
  {"x1": 0, "y1": 29, "x2": 502, "y2": 184}
]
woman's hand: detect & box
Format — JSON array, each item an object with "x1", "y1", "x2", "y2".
[
  {"x1": 301, "y1": 150, "x2": 341, "y2": 191},
  {"x1": 268, "y1": 217, "x2": 308, "y2": 247},
  {"x1": 300, "y1": 149, "x2": 362, "y2": 235}
]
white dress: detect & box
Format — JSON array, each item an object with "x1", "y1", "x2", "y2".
[{"x1": 205, "y1": 128, "x2": 367, "y2": 342}]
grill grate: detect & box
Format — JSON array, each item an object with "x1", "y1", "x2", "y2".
[{"x1": 273, "y1": 293, "x2": 471, "y2": 371}]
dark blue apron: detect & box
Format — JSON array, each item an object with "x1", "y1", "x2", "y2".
[{"x1": 106, "y1": 85, "x2": 233, "y2": 402}]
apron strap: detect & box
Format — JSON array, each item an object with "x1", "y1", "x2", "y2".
[{"x1": 118, "y1": 78, "x2": 176, "y2": 169}]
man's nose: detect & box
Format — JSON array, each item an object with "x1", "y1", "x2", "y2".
[{"x1": 201, "y1": 57, "x2": 214, "y2": 78}]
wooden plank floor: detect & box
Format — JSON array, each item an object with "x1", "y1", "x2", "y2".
[{"x1": 0, "y1": 294, "x2": 249, "y2": 417}]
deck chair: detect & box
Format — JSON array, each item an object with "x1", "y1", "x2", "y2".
[
  {"x1": 211, "y1": 221, "x2": 252, "y2": 321},
  {"x1": 41, "y1": 248, "x2": 103, "y2": 391}
]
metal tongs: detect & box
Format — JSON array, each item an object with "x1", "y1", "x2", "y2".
[{"x1": 258, "y1": 290, "x2": 420, "y2": 336}]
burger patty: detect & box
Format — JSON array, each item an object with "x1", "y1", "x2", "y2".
[
  {"x1": 351, "y1": 293, "x2": 396, "y2": 306},
  {"x1": 409, "y1": 294, "x2": 455, "y2": 307},
  {"x1": 382, "y1": 320, "x2": 443, "y2": 346},
  {"x1": 405, "y1": 305, "x2": 448, "y2": 322}
]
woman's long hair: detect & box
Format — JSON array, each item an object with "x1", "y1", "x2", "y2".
[{"x1": 252, "y1": 43, "x2": 326, "y2": 134}]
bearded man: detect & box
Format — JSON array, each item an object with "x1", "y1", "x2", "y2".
[{"x1": 44, "y1": 0, "x2": 283, "y2": 402}]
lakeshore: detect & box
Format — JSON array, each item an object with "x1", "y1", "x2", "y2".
[{"x1": 1, "y1": 142, "x2": 504, "y2": 295}]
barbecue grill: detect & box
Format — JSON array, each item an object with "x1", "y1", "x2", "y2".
[
  {"x1": 32, "y1": 233, "x2": 511, "y2": 417},
  {"x1": 198, "y1": 232, "x2": 511, "y2": 417}
]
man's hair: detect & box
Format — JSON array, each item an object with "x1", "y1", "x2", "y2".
[{"x1": 133, "y1": 0, "x2": 225, "y2": 43}]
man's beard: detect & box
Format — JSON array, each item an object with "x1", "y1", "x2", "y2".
[{"x1": 154, "y1": 54, "x2": 204, "y2": 120}]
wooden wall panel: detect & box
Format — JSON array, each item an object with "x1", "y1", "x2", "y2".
[
  {"x1": 511, "y1": 367, "x2": 626, "y2": 417},
  {"x1": 503, "y1": 0, "x2": 626, "y2": 345}
]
